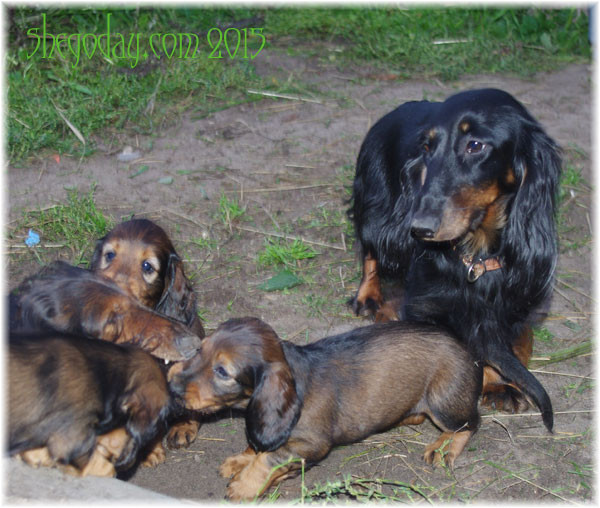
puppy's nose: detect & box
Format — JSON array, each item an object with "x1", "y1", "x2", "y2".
[
  {"x1": 410, "y1": 214, "x2": 438, "y2": 239},
  {"x1": 175, "y1": 334, "x2": 203, "y2": 359}
]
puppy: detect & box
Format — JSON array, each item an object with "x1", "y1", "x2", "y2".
[
  {"x1": 91, "y1": 218, "x2": 206, "y2": 450},
  {"x1": 348, "y1": 88, "x2": 560, "y2": 427},
  {"x1": 91, "y1": 218, "x2": 204, "y2": 338},
  {"x1": 8, "y1": 331, "x2": 177, "y2": 477},
  {"x1": 9, "y1": 261, "x2": 201, "y2": 363},
  {"x1": 171, "y1": 317, "x2": 482, "y2": 501}
]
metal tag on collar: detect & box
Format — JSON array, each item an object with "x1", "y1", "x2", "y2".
[{"x1": 467, "y1": 260, "x2": 486, "y2": 283}]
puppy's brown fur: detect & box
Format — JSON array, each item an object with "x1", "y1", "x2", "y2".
[
  {"x1": 91, "y1": 219, "x2": 204, "y2": 338},
  {"x1": 91, "y1": 219, "x2": 205, "y2": 450},
  {"x1": 172, "y1": 318, "x2": 481, "y2": 501},
  {"x1": 9, "y1": 261, "x2": 201, "y2": 362},
  {"x1": 9, "y1": 332, "x2": 176, "y2": 476}
]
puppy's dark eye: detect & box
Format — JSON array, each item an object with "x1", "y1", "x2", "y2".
[
  {"x1": 105, "y1": 251, "x2": 115, "y2": 262},
  {"x1": 466, "y1": 140, "x2": 485, "y2": 154},
  {"x1": 141, "y1": 261, "x2": 154, "y2": 274},
  {"x1": 214, "y1": 366, "x2": 229, "y2": 379},
  {"x1": 422, "y1": 143, "x2": 430, "y2": 153}
]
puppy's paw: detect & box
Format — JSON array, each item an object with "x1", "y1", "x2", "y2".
[
  {"x1": 220, "y1": 451, "x2": 254, "y2": 478},
  {"x1": 141, "y1": 441, "x2": 166, "y2": 468},
  {"x1": 226, "y1": 477, "x2": 261, "y2": 503},
  {"x1": 166, "y1": 420, "x2": 200, "y2": 449}
]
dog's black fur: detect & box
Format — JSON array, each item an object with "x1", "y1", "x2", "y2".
[{"x1": 349, "y1": 89, "x2": 560, "y2": 431}]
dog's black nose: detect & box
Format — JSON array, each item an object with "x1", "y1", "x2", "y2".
[
  {"x1": 410, "y1": 212, "x2": 439, "y2": 239},
  {"x1": 410, "y1": 225, "x2": 435, "y2": 239}
]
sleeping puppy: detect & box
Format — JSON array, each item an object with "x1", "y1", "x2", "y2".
[
  {"x1": 91, "y1": 218, "x2": 204, "y2": 338},
  {"x1": 9, "y1": 261, "x2": 201, "y2": 363},
  {"x1": 171, "y1": 317, "x2": 482, "y2": 501},
  {"x1": 8, "y1": 331, "x2": 178, "y2": 477},
  {"x1": 91, "y1": 218, "x2": 205, "y2": 450}
]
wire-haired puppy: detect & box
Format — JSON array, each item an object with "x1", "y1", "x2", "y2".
[
  {"x1": 348, "y1": 88, "x2": 560, "y2": 427},
  {"x1": 91, "y1": 218, "x2": 204, "y2": 338},
  {"x1": 170, "y1": 317, "x2": 482, "y2": 501},
  {"x1": 9, "y1": 331, "x2": 177, "y2": 477}
]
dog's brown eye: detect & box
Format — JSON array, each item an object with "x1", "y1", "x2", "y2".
[
  {"x1": 141, "y1": 261, "x2": 154, "y2": 274},
  {"x1": 214, "y1": 366, "x2": 229, "y2": 379},
  {"x1": 466, "y1": 140, "x2": 485, "y2": 154}
]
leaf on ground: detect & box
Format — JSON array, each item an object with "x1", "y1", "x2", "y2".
[{"x1": 259, "y1": 269, "x2": 302, "y2": 292}]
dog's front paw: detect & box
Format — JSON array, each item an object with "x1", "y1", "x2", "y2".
[
  {"x1": 226, "y1": 477, "x2": 261, "y2": 503},
  {"x1": 220, "y1": 450, "x2": 255, "y2": 478},
  {"x1": 348, "y1": 294, "x2": 381, "y2": 318},
  {"x1": 141, "y1": 441, "x2": 166, "y2": 467},
  {"x1": 166, "y1": 420, "x2": 200, "y2": 449}
]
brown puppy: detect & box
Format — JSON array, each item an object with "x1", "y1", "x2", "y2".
[
  {"x1": 9, "y1": 261, "x2": 201, "y2": 363},
  {"x1": 9, "y1": 331, "x2": 177, "y2": 477},
  {"x1": 91, "y1": 218, "x2": 204, "y2": 338},
  {"x1": 91, "y1": 218, "x2": 205, "y2": 450},
  {"x1": 171, "y1": 318, "x2": 482, "y2": 501}
]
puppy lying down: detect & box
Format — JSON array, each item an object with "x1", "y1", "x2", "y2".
[
  {"x1": 171, "y1": 317, "x2": 482, "y2": 500},
  {"x1": 9, "y1": 331, "x2": 176, "y2": 477}
]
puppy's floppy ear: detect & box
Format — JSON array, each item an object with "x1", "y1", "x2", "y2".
[
  {"x1": 245, "y1": 360, "x2": 302, "y2": 452},
  {"x1": 156, "y1": 254, "x2": 204, "y2": 338},
  {"x1": 90, "y1": 237, "x2": 107, "y2": 271}
]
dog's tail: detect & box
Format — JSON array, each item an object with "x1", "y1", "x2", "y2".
[{"x1": 486, "y1": 346, "x2": 554, "y2": 432}]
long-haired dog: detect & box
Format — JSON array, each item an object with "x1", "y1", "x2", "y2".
[
  {"x1": 91, "y1": 218, "x2": 205, "y2": 449},
  {"x1": 8, "y1": 331, "x2": 178, "y2": 477},
  {"x1": 91, "y1": 218, "x2": 204, "y2": 338},
  {"x1": 348, "y1": 88, "x2": 559, "y2": 430},
  {"x1": 170, "y1": 317, "x2": 482, "y2": 501},
  {"x1": 9, "y1": 261, "x2": 201, "y2": 363}
]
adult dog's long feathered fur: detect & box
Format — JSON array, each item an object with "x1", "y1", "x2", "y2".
[{"x1": 348, "y1": 88, "x2": 560, "y2": 431}]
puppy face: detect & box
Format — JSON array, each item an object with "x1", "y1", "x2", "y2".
[
  {"x1": 170, "y1": 318, "x2": 277, "y2": 411},
  {"x1": 410, "y1": 89, "x2": 525, "y2": 252},
  {"x1": 91, "y1": 219, "x2": 174, "y2": 307},
  {"x1": 171, "y1": 317, "x2": 301, "y2": 452},
  {"x1": 91, "y1": 219, "x2": 204, "y2": 338}
]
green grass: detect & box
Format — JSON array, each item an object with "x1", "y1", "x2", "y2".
[
  {"x1": 10, "y1": 185, "x2": 114, "y2": 265},
  {"x1": 265, "y1": 7, "x2": 590, "y2": 79},
  {"x1": 218, "y1": 193, "x2": 247, "y2": 230},
  {"x1": 258, "y1": 238, "x2": 318, "y2": 269},
  {"x1": 7, "y1": 7, "x2": 589, "y2": 164}
]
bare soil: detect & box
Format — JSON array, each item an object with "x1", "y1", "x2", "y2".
[{"x1": 6, "y1": 53, "x2": 593, "y2": 503}]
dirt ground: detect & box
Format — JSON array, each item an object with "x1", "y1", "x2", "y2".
[{"x1": 6, "y1": 52, "x2": 593, "y2": 503}]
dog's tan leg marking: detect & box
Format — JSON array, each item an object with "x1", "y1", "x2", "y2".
[
  {"x1": 220, "y1": 446, "x2": 256, "y2": 478},
  {"x1": 226, "y1": 452, "x2": 291, "y2": 502},
  {"x1": 19, "y1": 447, "x2": 54, "y2": 468},
  {"x1": 142, "y1": 440, "x2": 166, "y2": 467},
  {"x1": 398, "y1": 414, "x2": 426, "y2": 426},
  {"x1": 423, "y1": 430, "x2": 472, "y2": 468},
  {"x1": 166, "y1": 419, "x2": 201, "y2": 449},
  {"x1": 355, "y1": 254, "x2": 383, "y2": 310},
  {"x1": 78, "y1": 428, "x2": 131, "y2": 477}
]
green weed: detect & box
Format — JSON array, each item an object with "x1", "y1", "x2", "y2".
[
  {"x1": 13, "y1": 185, "x2": 113, "y2": 265},
  {"x1": 218, "y1": 193, "x2": 246, "y2": 231},
  {"x1": 258, "y1": 238, "x2": 318, "y2": 268}
]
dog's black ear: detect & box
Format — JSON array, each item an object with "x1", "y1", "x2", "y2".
[
  {"x1": 156, "y1": 254, "x2": 204, "y2": 338},
  {"x1": 506, "y1": 120, "x2": 562, "y2": 300},
  {"x1": 90, "y1": 237, "x2": 106, "y2": 271},
  {"x1": 245, "y1": 361, "x2": 302, "y2": 452}
]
